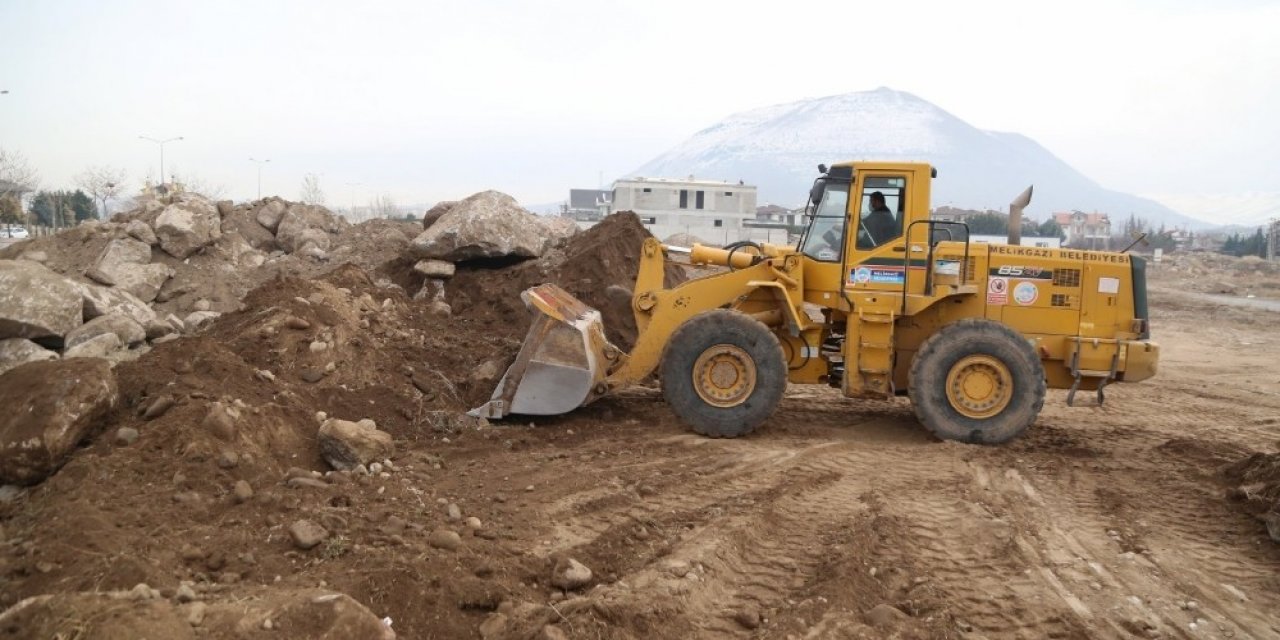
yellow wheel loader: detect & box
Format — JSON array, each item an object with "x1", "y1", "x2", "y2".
[{"x1": 472, "y1": 161, "x2": 1160, "y2": 444}]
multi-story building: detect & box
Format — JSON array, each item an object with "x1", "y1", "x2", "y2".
[
  {"x1": 1052, "y1": 211, "x2": 1112, "y2": 249},
  {"x1": 608, "y1": 177, "x2": 783, "y2": 244},
  {"x1": 561, "y1": 189, "x2": 612, "y2": 223}
]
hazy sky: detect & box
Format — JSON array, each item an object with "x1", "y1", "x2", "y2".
[{"x1": 2, "y1": 0, "x2": 1277, "y2": 219}]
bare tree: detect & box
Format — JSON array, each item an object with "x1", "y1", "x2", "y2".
[
  {"x1": 368, "y1": 193, "x2": 399, "y2": 219},
  {"x1": 74, "y1": 166, "x2": 128, "y2": 219},
  {"x1": 0, "y1": 148, "x2": 39, "y2": 200},
  {"x1": 169, "y1": 169, "x2": 227, "y2": 200},
  {"x1": 300, "y1": 173, "x2": 325, "y2": 205}
]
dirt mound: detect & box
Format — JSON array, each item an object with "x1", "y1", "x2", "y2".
[
  {"x1": 1150, "y1": 251, "x2": 1280, "y2": 300},
  {"x1": 1223, "y1": 451, "x2": 1280, "y2": 543},
  {"x1": 447, "y1": 212, "x2": 685, "y2": 350}
]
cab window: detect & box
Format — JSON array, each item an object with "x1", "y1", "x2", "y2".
[
  {"x1": 799, "y1": 182, "x2": 849, "y2": 262},
  {"x1": 855, "y1": 177, "x2": 907, "y2": 250}
]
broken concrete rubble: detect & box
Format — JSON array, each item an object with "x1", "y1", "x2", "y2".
[
  {"x1": 154, "y1": 197, "x2": 222, "y2": 259},
  {"x1": 0, "y1": 259, "x2": 84, "y2": 342},
  {"x1": 410, "y1": 190, "x2": 573, "y2": 261},
  {"x1": 0, "y1": 338, "x2": 59, "y2": 376}
]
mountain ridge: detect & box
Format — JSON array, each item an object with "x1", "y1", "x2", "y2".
[{"x1": 629, "y1": 88, "x2": 1204, "y2": 228}]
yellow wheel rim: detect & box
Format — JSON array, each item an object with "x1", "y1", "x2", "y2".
[
  {"x1": 945, "y1": 355, "x2": 1013, "y2": 419},
  {"x1": 692, "y1": 344, "x2": 757, "y2": 408}
]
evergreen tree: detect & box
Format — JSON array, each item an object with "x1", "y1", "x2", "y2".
[{"x1": 28, "y1": 190, "x2": 95, "y2": 226}]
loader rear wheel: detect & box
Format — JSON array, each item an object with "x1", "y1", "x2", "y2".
[
  {"x1": 661, "y1": 310, "x2": 787, "y2": 438},
  {"x1": 908, "y1": 319, "x2": 1045, "y2": 444}
]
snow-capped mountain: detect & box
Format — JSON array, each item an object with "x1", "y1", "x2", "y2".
[{"x1": 630, "y1": 88, "x2": 1204, "y2": 228}]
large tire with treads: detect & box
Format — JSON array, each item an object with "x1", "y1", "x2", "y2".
[
  {"x1": 908, "y1": 318, "x2": 1045, "y2": 444},
  {"x1": 660, "y1": 309, "x2": 787, "y2": 438}
]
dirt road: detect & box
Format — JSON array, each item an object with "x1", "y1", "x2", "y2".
[{"x1": 465, "y1": 283, "x2": 1280, "y2": 638}]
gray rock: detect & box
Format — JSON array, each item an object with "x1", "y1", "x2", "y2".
[
  {"x1": 186, "y1": 600, "x2": 208, "y2": 627},
  {"x1": 114, "y1": 427, "x2": 139, "y2": 446},
  {"x1": 201, "y1": 402, "x2": 238, "y2": 441},
  {"x1": 216, "y1": 451, "x2": 239, "y2": 469},
  {"x1": 425, "y1": 411, "x2": 488, "y2": 433},
  {"x1": 254, "y1": 199, "x2": 289, "y2": 232},
  {"x1": 286, "y1": 477, "x2": 329, "y2": 490},
  {"x1": 734, "y1": 607, "x2": 761, "y2": 630},
  {"x1": 144, "y1": 317, "x2": 177, "y2": 340},
  {"x1": 422, "y1": 201, "x2": 457, "y2": 229},
  {"x1": 89, "y1": 238, "x2": 173, "y2": 302},
  {"x1": 276, "y1": 204, "x2": 345, "y2": 254},
  {"x1": 414, "y1": 279, "x2": 446, "y2": 302},
  {"x1": 550, "y1": 557, "x2": 592, "y2": 590},
  {"x1": 413, "y1": 260, "x2": 456, "y2": 279},
  {"x1": 317, "y1": 418, "x2": 394, "y2": 471},
  {"x1": 143, "y1": 395, "x2": 176, "y2": 420},
  {"x1": 232, "y1": 480, "x2": 254, "y2": 503},
  {"x1": 63, "y1": 333, "x2": 122, "y2": 359},
  {"x1": 65, "y1": 313, "x2": 146, "y2": 349},
  {"x1": 0, "y1": 359, "x2": 118, "y2": 485},
  {"x1": 538, "y1": 216, "x2": 580, "y2": 244},
  {"x1": 446, "y1": 503, "x2": 462, "y2": 521},
  {"x1": 174, "y1": 583, "x2": 197, "y2": 603},
  {"x1": 76, "y1": 282, "x2": 158, "y2": 327},
  {"x1": 864, "y1": 603, "x2": 909, "y2": 629},
  {"x1": 410, "y1": 191, "x2": 558, "y2": 261},
  {"x1": 427, "y1": 528, "x2": 462, "y2": 551},
  {"x1": 155, "y1": 197, "x2": 222, "y2": 259},
  {"x1": 427, "y1": 300, "x2": 452, "y2": 318},
  {"x1": 1264, "y1": 511, "x2": 1280, "y2": 544},
  {"x1": 183, "y1": 311, "x2": 221, "y2": 332},
  {"x1": 125, "y1": 219, "x2": 159, "y2": 245},
  {"x1": 465, "y1": 516, "x2": 483, "y2": 530},
  {"x1": 0, "y1": 338, "x2": 59, "y2": 376},
  {"x1": 297, "y1": 242, "x2": 327, "y2": 260},
  {"x1": 0, "y1": 260, "x2": 84, "y2": 341},
  {"x1": 288, "y1": 519, "x2": 328, "y2": 550}
]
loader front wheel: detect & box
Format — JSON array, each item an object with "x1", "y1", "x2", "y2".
[
  {"x1": 909, "y1": 319, "x2": 1045, "y2": 444},
  {"x1": 661, "y1": 310, "x2": 787, "y2": 438}
]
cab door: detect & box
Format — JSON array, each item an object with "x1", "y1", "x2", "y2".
[{"x1": 844, "y1": 173, "x2": 912, "y2": 292}]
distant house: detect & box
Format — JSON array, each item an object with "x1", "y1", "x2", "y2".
[
  {"x1": 931, "y1": 205, "x2": 1002, "y2": 223},
  {"x1": 561, "y1": 189, "x2": 612, "y2": 222},
  {"x1": 1269, "y1": 219, "x2": 1280, "y2": 261},
  {"x1": 755, "y1": 204, "x2": 804, "y2": 227},
  {"x1": 1053, "y1": 211, "x2": 1112, "y2": 249},
  {"x1": 610, "y1": 176, "x2": 784, "y2": 245}
]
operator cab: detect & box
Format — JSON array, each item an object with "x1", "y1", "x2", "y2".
[{"x1": 799, "y1": 165, "x2": 909, "y2": 265}]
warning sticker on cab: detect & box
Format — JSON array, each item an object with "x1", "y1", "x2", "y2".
[{"x1": 987, "y1": 276, "x2": 1008, "y2": 305}]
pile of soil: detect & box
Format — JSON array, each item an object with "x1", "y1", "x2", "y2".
[
  {"x1": 0, "y1": 209, "x2": 681, "y2": 638},
  {"x1": 445, "y1": 212, "x2": 686, "y2": 350},
  {"x1": 1223, "y1": 451, "x2": 1280, "y2": 543},
  {"x1": 1149, "y1": 251, "x2": 1280, "y2": 300}
]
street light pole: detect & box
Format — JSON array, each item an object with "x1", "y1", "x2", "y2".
[
  {"x1": 139, "y1": 135, "x2": 184, "y2": 186},
  {"x1": 249, "y1": 158, "x2": 271, "y2": 199}
]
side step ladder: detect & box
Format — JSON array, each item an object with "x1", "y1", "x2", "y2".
[
  {"x1": 846, "y1": 310, "x2": 896, "y2": 398},
  {"x1": 1065, "y1": 337, "x2": 1120, "y2": 407}
]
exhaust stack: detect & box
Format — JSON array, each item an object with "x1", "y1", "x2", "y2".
[{"x1": 1008, "y1": 185, "x2": 1033, "y2": 246}]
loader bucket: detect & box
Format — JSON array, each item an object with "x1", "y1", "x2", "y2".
[{"x1": 469, "y1": 283, "x2": 617, "y2": 419}]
